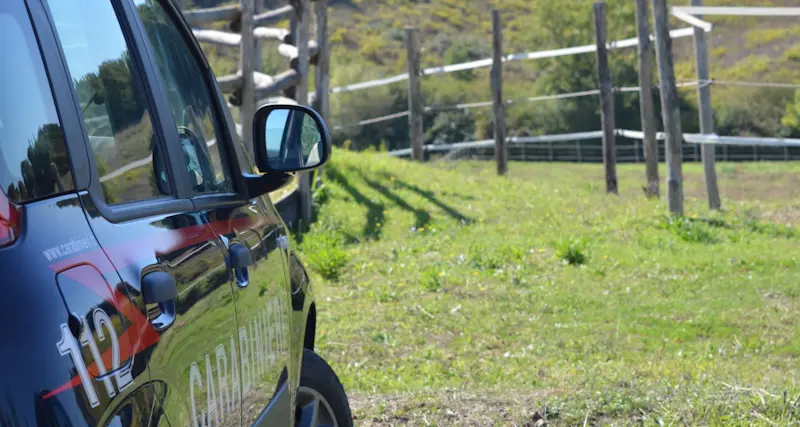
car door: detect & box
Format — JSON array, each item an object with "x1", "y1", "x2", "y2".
[
  {"x1": 41, "y1": 1, "x2": 241, "y2": 426},
  {"x1": 129, "y1": 0, "x2": 296, "y2": 424}
]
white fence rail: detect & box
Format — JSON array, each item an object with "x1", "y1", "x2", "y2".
[
  {"x1": 330, "y1": 27, "x2": 699, "y2": 94},
  {"x1": 387, "y1": 129, "x2": 800, "y2": 161}
]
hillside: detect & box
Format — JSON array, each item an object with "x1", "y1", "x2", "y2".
[
  {"x1": 301, "y1": 150, "x2": 800, "y2": 425},
  {"x1": 191, "y1": 0, "x2": 800, "y2": 148}
]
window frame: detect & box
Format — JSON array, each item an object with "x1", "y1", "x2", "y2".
[
  {"x1": 30, "y1": 0, "x2": 252, "y2": 222},
  {"x1": 33, "y1": 0, "x2": 197, "y2": 222},
  {"x1": 126, "y1": 0, "x2": 252, "y2": 212},
  {"x1": 18, "y1": 0, "x2": 90, "y2": 199}
]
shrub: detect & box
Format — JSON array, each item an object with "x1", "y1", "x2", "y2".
[
  {"x1": 556, "y1": 239, "x2": 588, "y2": 266},
  {"x1": 659, "y1": 216, "x2": 717, "y2": 244},
  {"x1": 420, "y1": 267, "x2": 443, "y2": 292},
  {"x1": 468, "y1": 244, "x2": 504, "y2": 270},
  {"x1": 300, "y1": 230, "x2": 350, "y2": 280}
]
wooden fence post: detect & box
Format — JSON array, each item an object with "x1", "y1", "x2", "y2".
[
  {"x1": 313, "y1": 0, "x2": 330, "y2": 121},
  {"x1": 313, "y1": 0, "x2": 329, "y2": 188},
  {"x1": 295, "y1": 0, "x2": 312, "y2": 227},
  {"x1": 692, "y1": 0, "x2": 720, "y2": 209},
  {"x1": 636, "y1": 0, "x2": 660, "y2": 197},
  {"x1": 240, "y1": 0, "x2": 256, "y2": 157},
  {"x1": 491, "y1": 9, "x2": 508, "y2": 175},
  {"x1": 404, "y1": 28, "x2": 424, "y2": 161},
  {"x1": 652, "y1": 0, "x2": 684, "y2": 215},
  {"x1": 593, "y1": 2, "x2": 618, "y2": 193},
  {"x1": 254, "y1": 0, "x2": 263, "y2": 73}
]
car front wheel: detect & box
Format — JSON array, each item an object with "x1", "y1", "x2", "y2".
[{"x1": 296, "y1": 349, "x2": 353, "y2": 427}]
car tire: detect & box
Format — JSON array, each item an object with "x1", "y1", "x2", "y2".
[{"x1": 296, "y1": 349, "x2": 353, "y2": 427}]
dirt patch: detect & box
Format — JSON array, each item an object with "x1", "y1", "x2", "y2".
[{"x1": 349, "y1": 389, "x2": 561, "y2": 426}]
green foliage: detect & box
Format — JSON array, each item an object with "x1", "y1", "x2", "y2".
[
  {"x1": 783, "y1": 44, "x2": 800, "y2": 62},
  {"x1": 659, "y1": 215, "x2": 717, "y2": 244},
  {"x1": 299, "y1": 227, "x2": 350, "y2": 280},
  {"x1": 745, "y1": 26, "x2": 800, "y2": 49},
  {"x1": 781, "y1": 89, "x2": 800, "y2": 133},
  {"x1": 308, "y1": 151, "x2": 800, "y2": 424},
  {"x1": 555, "y1": 238, "x2": 587, "y2": 266},
  {"x1": 442, "y1": 35, "x2": 490, "y2": 82},
  {"x1": 420, "y1": 267, "x2": 443, "y2": 292}
]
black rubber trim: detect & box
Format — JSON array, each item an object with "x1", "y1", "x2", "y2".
[
  {"x1": 34, "y1": 0, "x2": 193, "y2": 223},
  {"x1": 155, "y1": 0, "x2": 252, "y2": 203},
  {"x1": 25, "y1": 0, "x2": 91, "y2": 191}
]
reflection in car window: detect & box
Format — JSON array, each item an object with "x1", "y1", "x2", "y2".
[
  {"x1": 135, "y1": 0, "x2": 233, "y2": 195},
  {"x1": 46, "y1": 0, "x2": 170, "y2": 204},
  {"x1": 0, "y1": 1, "x2": 74, "y2": 203},
  {"x1": 300, "y1": 114, "x2": 321, "y2": 164}
]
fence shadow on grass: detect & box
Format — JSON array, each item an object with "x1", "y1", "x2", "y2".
[
  {"x1": 325, "y1": 165, "x2": 385, "y2": 241},
  {"x1": 358, "y1": 174, "x2": 432, "y2": 229},
  {"x1": 378, "y1": 172, "x2": 473, "y2": 224}
]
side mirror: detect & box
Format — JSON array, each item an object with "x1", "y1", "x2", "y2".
[{"x1": 252, "y1": 104, "x2": 331, "y2": 173}]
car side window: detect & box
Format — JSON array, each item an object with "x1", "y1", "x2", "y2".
[
  {"x1": 46, "y1": 0, "x2": 170, "y2": 205},
  {"x1": 0, "y1": 0, "x2": 75, "y2": 203},
  {"x1": 135, "y1": 0, "x2": 233, "y2": 195}
]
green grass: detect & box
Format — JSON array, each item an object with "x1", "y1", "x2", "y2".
[{"x1": 303, "y1": 150, "x2": 800, "y2": 426}]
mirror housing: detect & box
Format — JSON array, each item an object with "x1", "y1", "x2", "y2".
[{"x1": 252, "y1": 104, "x2": 331, "y2": 174}]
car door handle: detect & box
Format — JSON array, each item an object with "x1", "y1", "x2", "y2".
[
  {"x1": 229, "y1": 243, "x2": 252, "y2": 288},
  {"x1": 142, "y1": 270, "x2": 178, "y2": 331}
]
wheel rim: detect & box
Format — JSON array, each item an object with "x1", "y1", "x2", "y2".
[{"x1": 296, "y1": 386, "x2": 339, "y2": 427}]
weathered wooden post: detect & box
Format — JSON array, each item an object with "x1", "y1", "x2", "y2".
[
  {"x1": 652, "y1": 0, "x2": 684, "y2": 215},
  {"x1": 593, "y1": 2, "x2": 618, "y2": 194},
  {"x1": 635, "y1": 0, "x2": 660, "y2": 198},
  {"x1": 254, "y1": 0, "x2": 263, "y2": 73},
  {"x1": 295, "y1": 0, "x2": 312, "y2": 226},
  {"x1": 491, "y1": 9, "x2": 508, "y2": 175},
  {"x1": 313, "y1": 0, "x2": 329, "y2": 188},
  {"x1": 313, "y1": 0, "x2": 330, "y2": 122},
  {"x1": 240, "y1": 0, "x2": 256, "y2": 156},
  {"x1": 692, "y1": 0, "x2": 720, "y2": 209},
  {"x1": 404, "y1": 27, "x2": 424, "y2": 161}
]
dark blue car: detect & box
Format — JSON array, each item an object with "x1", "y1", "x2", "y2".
[{"x1": 0, "y1": 0, "x2": 351, "y2": 425}]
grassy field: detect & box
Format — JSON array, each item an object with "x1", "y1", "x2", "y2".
[{"x1": 299, "y1": 150, "x2": 800, "y2": 426}]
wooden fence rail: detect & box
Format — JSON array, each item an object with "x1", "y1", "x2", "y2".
[{"x1": 180, "y1": 0, "x2": 329, "y2": 228}]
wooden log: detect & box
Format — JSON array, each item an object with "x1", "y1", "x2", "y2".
[
  {"x1": 635, "y1": 0, "x2": 660, "y2": 198},
  {"x1": 253, "y1": 71, "x2": 274, "y2": 88},
  {"x1": 594, "y1": 2, "x2": 618, "y2": 194},
  {"x1": 239, "y1": 0, "x2": 256, "y2": 155},
  {"x1": 216, "y1": 72, "x2": 243, "y2": 93},
  {"x1": 295, "y1": 0, "x2": 313, "y2": 228},
  {"x1": 405, "y1": 27, "x2": 424, "y2": 162},
  {"x1": 192, "y1": 29, "x2": 241, "y2": 47},
  {"x1": 278, "y1": 41, "x2": 320, "y2": 68},
  {"x1": 254, "y1": 69, "x2": 299, "y2": 99},
  {"x1": 692, "y1": 0, "x2": 721, "y2": 210},
  {"x1": 313, "y1": 0, "x2": 330, "y2": 121},
  {"x1": 254, "y1": 0, "x2": 264, "y2": 75},
  {"x1": 258, "y1": 96, "x2": 299, "y2": 106},
  {"x1": 182, "y1": 5, "x2": 240, "y2": 26},
  {"x1": 652, "y1": 0, "x2": 684, "y2": 215},
  {"x1": 491, "y1": 10, "x2": 507, "y2": 175},
  {"x1": 313, "y1": 0, "x2": 330, "y2": 188},
  {"x1": 253, "y1": 27, "x2": 292, "y2": 43},
  {"x1": 254, "y1": 5, "x2": 294, "y2": 26}
]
